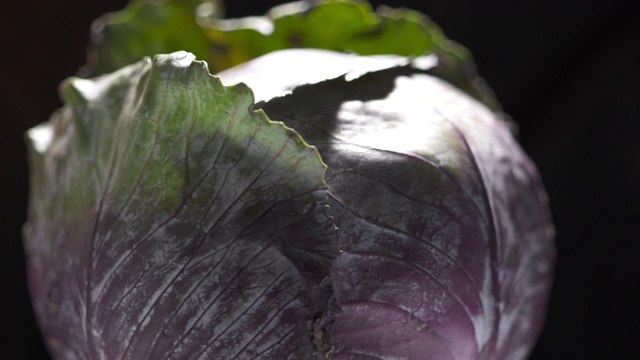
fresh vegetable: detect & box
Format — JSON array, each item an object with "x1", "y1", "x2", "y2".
[{"x1": 24, "y1": 1, "x2": 555, "y2": 359}]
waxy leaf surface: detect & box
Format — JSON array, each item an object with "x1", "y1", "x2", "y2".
[{"x1": 221, "y1": 49, "x2": 555, "y2": 360}]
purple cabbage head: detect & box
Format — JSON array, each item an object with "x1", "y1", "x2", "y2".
[{"x1": 24, "y1": 6, "x2": 555, "y2": 358}]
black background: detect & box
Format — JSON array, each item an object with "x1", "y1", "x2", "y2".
[{"x1": 1, "y1": 1, "x2": 637, "y2": 359}]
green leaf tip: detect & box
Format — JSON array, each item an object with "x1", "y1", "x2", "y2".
[
  {"x1": 84, "y1": 0, "x2": 217, "y2": 77},
  {"x1": 194, "y1": 0, "x2": 444, "y2": 70},
  {"x1": 83, "y1": 0, "x2": 500, "y2": 111}
]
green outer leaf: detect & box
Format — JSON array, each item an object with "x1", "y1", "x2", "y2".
[
  {"x1": 85, "y1": 0, "x2": 500, "y2": 111},
  {"x1": 84, "y1": 0, "x2": 216, "y2": 77},
  {"x1": 25, "y1": 51, "x2": 334, "y2": 359},
  {"x1": 205, "y1": 2, "x2": 440, "y2": 66}
]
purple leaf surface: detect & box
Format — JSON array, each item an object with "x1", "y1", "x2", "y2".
[{"x1": 226, "y1": 49, "x2": 555, "y2": 359}]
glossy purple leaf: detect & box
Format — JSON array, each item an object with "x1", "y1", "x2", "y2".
[{"x1": 222, "y1": 49, "x2": 555, "y2": 360}]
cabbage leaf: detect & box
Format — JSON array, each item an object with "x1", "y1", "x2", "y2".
[
  {"x1": 224, "y1": 49, "x2": 555, "y2": 359},
  {"x1": 25, "y1": 52, "x2": 335, "y2": 359},
  {"x1": 85, "y1": 0, "x2": 498, "y2": 111}
]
